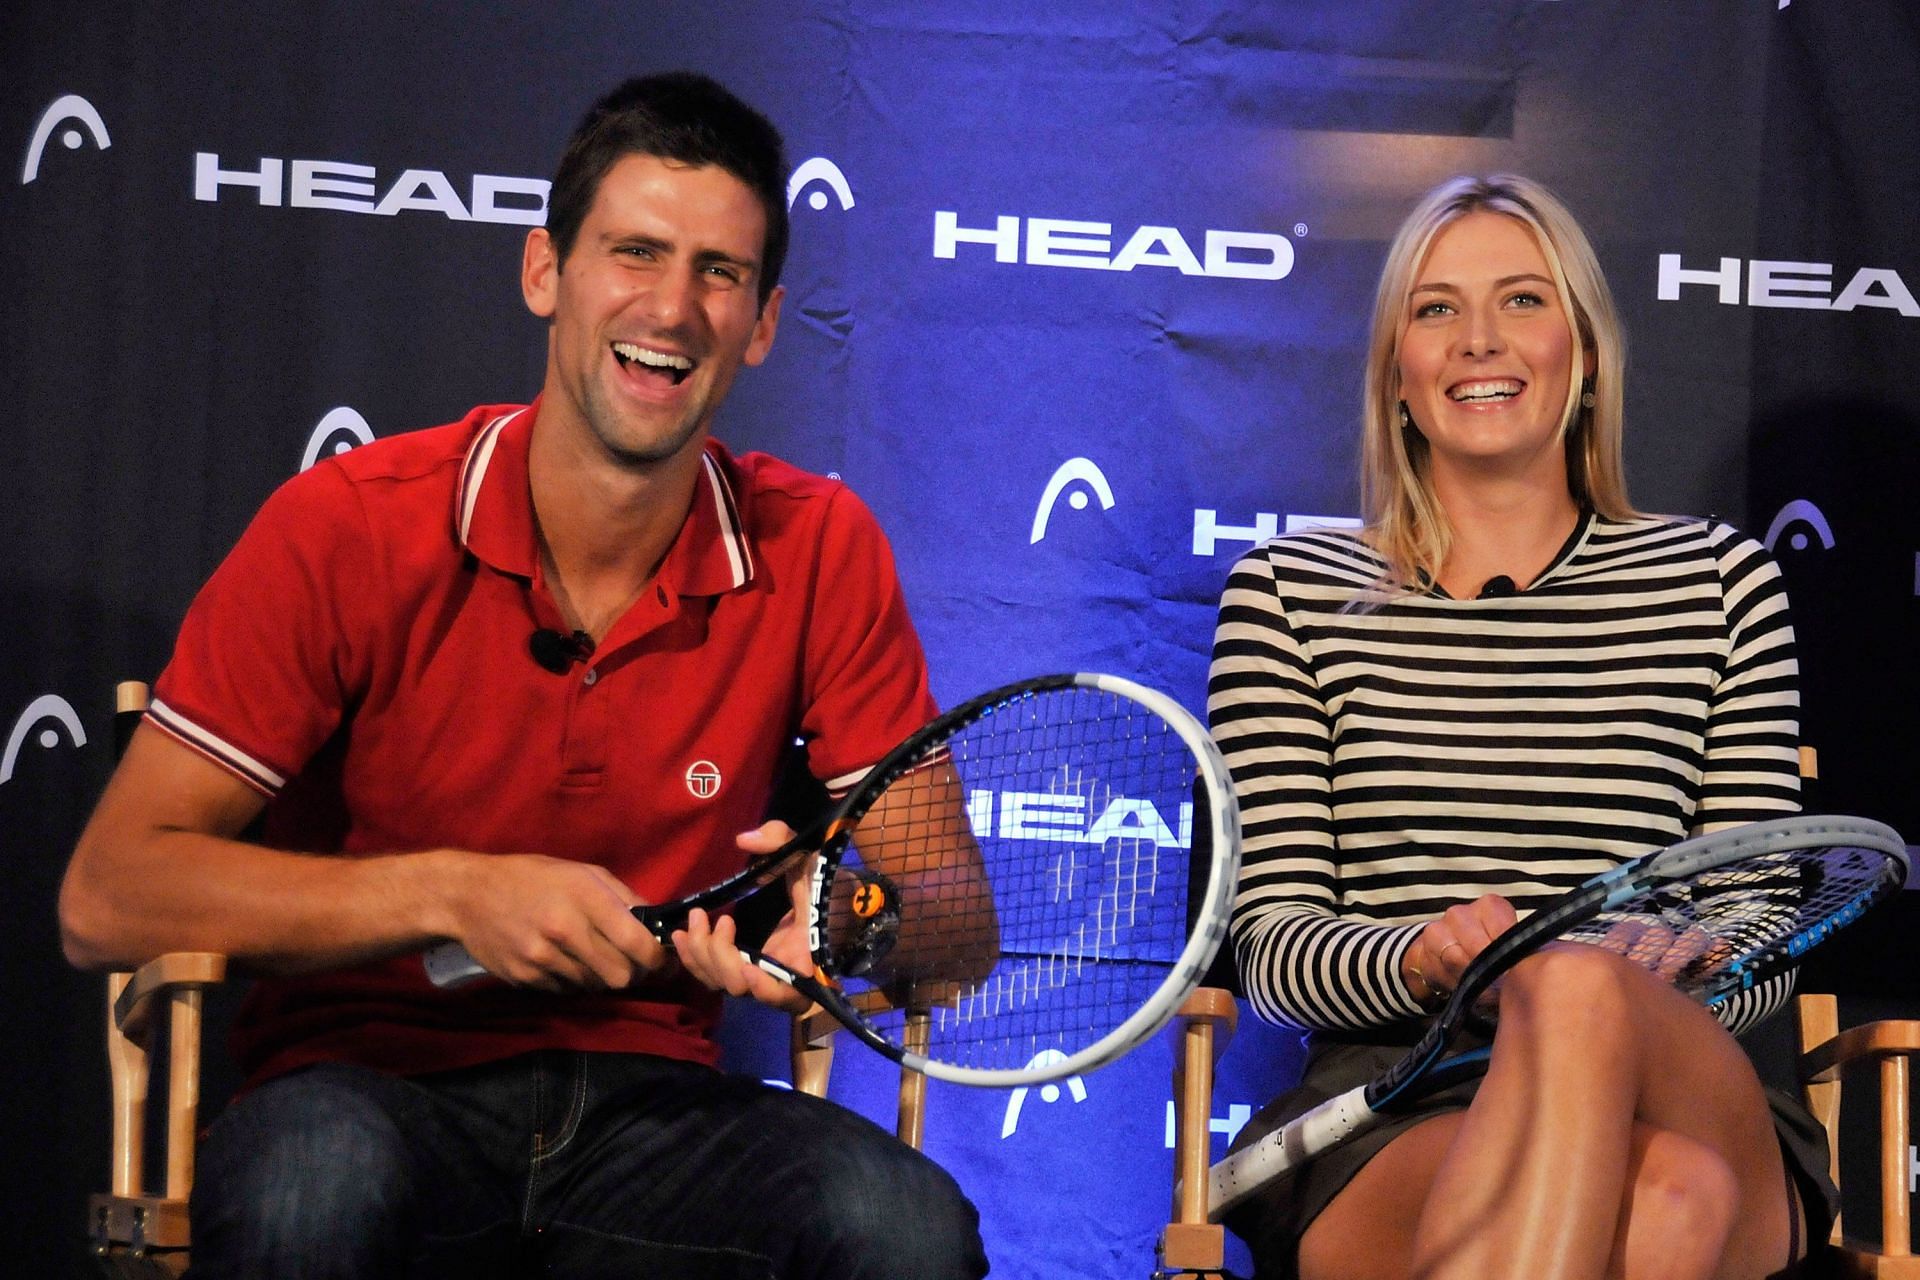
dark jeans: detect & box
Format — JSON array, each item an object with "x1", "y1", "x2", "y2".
[{"x1": 189, "y1": 1051, "x2": 989, "y2": 1279}]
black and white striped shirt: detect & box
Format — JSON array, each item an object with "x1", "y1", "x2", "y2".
[{"x1": 1207, "y1": 513, "x2": 1800, "y2": 1036}]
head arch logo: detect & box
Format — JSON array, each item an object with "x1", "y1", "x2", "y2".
[
  {"x1": 1, "y1": 694, "x2": 87, "y2": 785},
  {"x1": 786, "y1": 158, "x2": 854, "y2": 213},
  {"x1": 300, "y1": 406, "x2": 375, "y2": 472},
  {"x1": 22, "y1": 94, "x2": 111, "y2": 184},
  {"x1": 1763, "y1": 499, "x2": 1836, "y2": 553},
  {"x1": 1031, "y1": 458, "x2": 1116, "y2": 544},
  {"x1": 999, "y1": 1050, "x2": 1089, "y2": 1137}
]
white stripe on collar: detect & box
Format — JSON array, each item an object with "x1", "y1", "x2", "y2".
[
  {"x1": 454, "y1": 410, "x2": 524, "y2": 549},
  {"x1": 700, "y1": 450, "x2": 754, "y2": 589}
]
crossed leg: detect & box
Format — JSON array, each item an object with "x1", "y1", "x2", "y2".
[{"x1": 1298, "y1": 946, "x2": 1800, "y2": 1280}]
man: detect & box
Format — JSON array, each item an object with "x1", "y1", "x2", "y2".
[{"x1": 60, "y1": 72, "x2": 988, "y2": 1279}]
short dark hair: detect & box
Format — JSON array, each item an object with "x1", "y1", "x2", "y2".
[{"x1": 546, "y1": 72, "x2": 790, "y2": 305}]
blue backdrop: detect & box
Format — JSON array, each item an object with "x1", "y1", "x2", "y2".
[{"x1": 6, "y1": 2, "x2": 1916, "y2": 1275}]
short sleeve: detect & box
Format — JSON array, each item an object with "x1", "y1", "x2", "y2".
[
  {"x1": 796, "y1": 486, "x2": 937, "y2": 791},
  {"x1": 148, "y1": 463, "x2": 375, "y2": 796}
]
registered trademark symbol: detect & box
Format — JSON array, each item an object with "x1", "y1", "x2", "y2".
[{"x1": 1294, "y1": 223, "x2": 1309, "y2": 237}]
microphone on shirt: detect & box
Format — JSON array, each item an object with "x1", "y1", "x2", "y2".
[
  {"x1": 529, "y1": 628, "x2": 594, "y2": 674},
  {"x1": 1476, "y1": 575, "x2": 1518, "y2": 599}
]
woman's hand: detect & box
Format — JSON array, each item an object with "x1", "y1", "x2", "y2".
[{"x1": 1402, "y1": 893, "x2": 1519, "y2": 1003}]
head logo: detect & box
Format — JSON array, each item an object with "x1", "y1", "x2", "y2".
[
  {"x1": 1031, "y1": 458, "x2": 1116, "y2": 544},
  {"x1": 999, "y1": 1050, "x2": 1089, "y2": 1137},
  {"x1": 1163, "y1": 1099, "x2": 1252, "y2": 1149},
  {"x1": 968, "y1": 787, "x2": 1193, "y2": 849},
  {"x1": 195, "y1": 154, "x2": 547, "y2": 225},
  {"x1": 1191, "y1": 510, "x2": 1362, "y2": 557},
  {"x1": 1, "y1": 694, "x2": 87, "y2": 785},
  {"x1": 786, "y1": 157, "x2": 854, "y2": 213},
  {"x1": 685, "y1": 760, "x2": 722, "y2": 799},
  {"x1": 22, "y1": 94, "x2": 111, "y2": 185},
  {"x1": 1658, "y1": 255, "x2": 1918, "y2": 318},
  {"x1": 938, "y1": 212, "x2": 1297, "y2": 281},
  {"x1": 1763, "y1": 499, "x2": 1835, "y2": 553},
  {"x1": 300, "y1": 406, "x2": 376, "y2": 472}
]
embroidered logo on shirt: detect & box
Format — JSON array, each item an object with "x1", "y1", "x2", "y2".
[{"x1": 685, "y1": 760, "x2": 722, "y2": 799}]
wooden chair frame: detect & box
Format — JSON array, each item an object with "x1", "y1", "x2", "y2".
[
  {"x1": 91, "y1": 950, "x2": 225, "y2": 1277},
  {"x1": 1158, "y1": 989, "x2": 1239, "y2": 1279},
  {"x1": 791, "y1": 1001, "x2": 934, "y2": 1150},
  {"x1": 1798, "y1": 992, "x2": 1919, "y2": 1276}
]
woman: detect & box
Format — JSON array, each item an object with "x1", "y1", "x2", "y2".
[{"x1": 1206, "y1": 174, "x2": 1830, "y2": 1280}]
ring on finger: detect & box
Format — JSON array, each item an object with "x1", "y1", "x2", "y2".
[{"x1": 1438, "y1": 941, "x2": 1466, "y2": 961}]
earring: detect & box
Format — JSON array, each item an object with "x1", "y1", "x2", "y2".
[
  {"x1": 1398, "y1": 401, "x2": 1412, "y2": 429},
  {"x1": 1579, "y1": 379, "x2": 1596, "y2": 410}
]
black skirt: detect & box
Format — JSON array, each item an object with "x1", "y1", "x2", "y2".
[{"x1": 1221, "y1": 1028, "x2": 1840, "y2": 1279}]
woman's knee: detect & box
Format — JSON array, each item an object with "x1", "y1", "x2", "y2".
[
  {"x1": 1499, "y1": 943, "x2": 1646, "y2": 1040},
  {"x1": 1626, "y1": 1130, "x2": 1740, "y2": 1249}
]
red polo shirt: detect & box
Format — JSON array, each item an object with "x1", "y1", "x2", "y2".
[{"x1": 149, "y1": 401, "x2": 936, "y2": 1086}]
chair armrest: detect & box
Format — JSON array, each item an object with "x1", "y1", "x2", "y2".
[
  {"x1": 1176, "y1": 986, "x2": 1239, "y2": 1053},
  {"x1": 1796, "y1": 992, "x2": 1920, "y2": 1260},
  {"x1": 1162, "y1": 987, "x2": 1242, "y2": 1275},
  {"x1": 1800, "y1": 1019, "x2": 1920, "y2": 1085},
  {"x1": 113, "y1": 952, "x2": 227, "y2": 1041},
  {"x1": 105, "y1": 952, "x2": 227, "y2": 1205}
]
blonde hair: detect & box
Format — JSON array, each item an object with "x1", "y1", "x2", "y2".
[{"x1": 1359, "y1": 174, "x2": 1636, "y2": 592}]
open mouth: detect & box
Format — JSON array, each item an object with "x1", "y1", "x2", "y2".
[
  {"x1": 612, "y1": 341, "x2": 694, "y2": 387},
  {"x1": 1447, "y1": 379, "x2": 1524, "y2": 404}
]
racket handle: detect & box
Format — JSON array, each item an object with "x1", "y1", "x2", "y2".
[
  {"x1": 745, "y1": 950, "x2": 799, "y2": 984},
  {"x1": 1207, "y1": 1084, "x2": 1377, "y2": 1219},
  {"x1": 422, "y1": 943, "x2": 790, "y2": 993},
  {"x1": 423, "y1": 941, "x2": 487, "y2": 988}
]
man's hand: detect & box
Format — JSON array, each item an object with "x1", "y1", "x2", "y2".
[
  {"x1": 671, "y1": 822, "x2": 816, "y2": 1015},
  {"x1": 439, "y1": 851, "x2": 666, "y2": 991}
]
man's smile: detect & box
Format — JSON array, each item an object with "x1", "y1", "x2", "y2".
[{"x1": 612, "y1": 341, "x2": 695, "y2": 387}]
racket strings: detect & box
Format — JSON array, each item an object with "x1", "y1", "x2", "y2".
[
  {"x1": 1559, "y1": 845, "x2": 1892, "y2": 999},
  {"x1": 834, "y1": 685, "x2": 1204, "y2": 1071}
]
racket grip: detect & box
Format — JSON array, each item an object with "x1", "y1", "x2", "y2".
[
  {"x1": 423, "y1": 941, "x2": 488, "y2": 988},
  {"x1": 1207, "y1": 1085, "x2": 1377, "y2": 1219}
]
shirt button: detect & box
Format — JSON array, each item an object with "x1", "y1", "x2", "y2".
[{"x1": 582, "y1": 669, "x2": 599, "y2": 687}]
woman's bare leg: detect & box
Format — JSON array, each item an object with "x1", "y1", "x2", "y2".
[
  {"x1": 1297, "y1": 945, "x2": 1794, "y2": 1280},
  {"x1": 1299, "y1": 1113, "x2": 1464, "y2": 1280},
  {"x1": 1410, "y1": 946, "x2": 1789, "y2": 1280}
]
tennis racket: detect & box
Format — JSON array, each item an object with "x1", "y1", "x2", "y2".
[
  {"x1": 1207, "y1": 813, "x2": 1908, "y2": 1217},
  {"x1": 425, "y1": 671, "x2": 1242, "y2": 1087}
]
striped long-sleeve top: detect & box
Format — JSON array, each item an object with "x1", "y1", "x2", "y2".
[{"x1": 1206, "y1": 512, "x2": 1801, "y2": 1037}]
